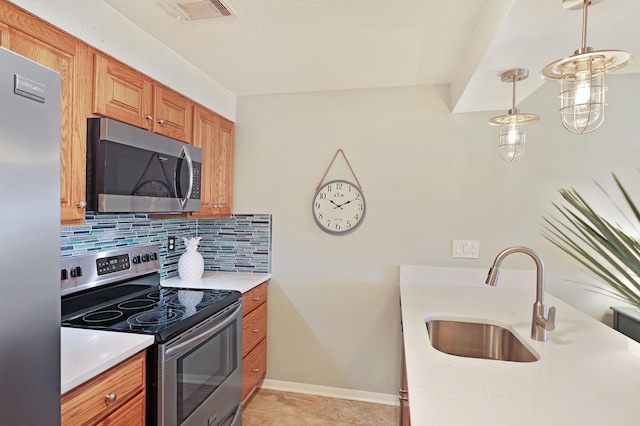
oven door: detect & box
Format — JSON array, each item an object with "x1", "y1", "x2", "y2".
[{"x1": 158, "y1": 301, "x2": 242, "y2": 426}]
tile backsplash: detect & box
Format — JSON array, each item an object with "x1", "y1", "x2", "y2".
[{"x1": 60, "y1": 213, "x2": 272, "y2": 279}]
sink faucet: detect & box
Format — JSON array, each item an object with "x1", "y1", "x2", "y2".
[{"x1": 485, "y1": 246, "x2": 556, "y2": 342}]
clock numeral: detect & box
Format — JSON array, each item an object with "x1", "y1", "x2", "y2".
[
  {"x1": 358, "y1": 203, "x2": 364, "y2": 211},
  {"x1": 346, "y1": 220, "x2": 352, "y2": 228},
  {"x1": 319, "y1": 193, "x2": 327, "y2": 200},
  {"x1": 335, "y1": 223, "x2": 341, "y2": 231},
  {"x1": 318, "y1": 212, "x2": 323, "y2": 220},
  {"x1": 354, "y1": 214, "x2": 359, "y2": 220},
  {"x1": 336, "y1": 182, "x2": 343, "y2": 190}
]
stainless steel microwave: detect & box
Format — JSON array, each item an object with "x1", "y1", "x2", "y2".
[{"x1": 86, "y1": 117, "x2": 202, "y2": 214}]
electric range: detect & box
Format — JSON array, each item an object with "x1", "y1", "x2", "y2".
[{"x1": 60, "y1": 245, "x2": 243, "y2": 426}]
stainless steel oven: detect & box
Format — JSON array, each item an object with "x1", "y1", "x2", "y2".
[
  {"x1": 61, "y1": 245, "x2": 242, "y2": 426},
  {"x1": 159, "y1": 300, "x2": 242, "y2": 426}
]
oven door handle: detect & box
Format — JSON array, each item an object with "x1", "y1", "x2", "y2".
[{"x1": 165, "y1": 302, "x2": 241, "y2": 358}]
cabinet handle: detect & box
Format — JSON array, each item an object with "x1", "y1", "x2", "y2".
[
  {"x1": 77, "y1": 201, "x2": 87, "y2": 209},
  {"x1": 399, "y1": 389, "x2": 408, "y2": 401},
  {"x1": 105, "y1": 392, "x2": 118, "y2": 403},
  {"x1": 252, "y1": 368, "x2": 259, "y2": 373},
  {"x1": 252, "y1": 329, "x2": 259, "y2": 333},
  {"x1": 252, "y1": 297, "x2": 260, "y2": 302},
  {"x1": 145, "y1": 114, "x2": 153, "y2": 121},
  {"x1": 158, "y1": 119, "x2": 166, "y2": 125}
]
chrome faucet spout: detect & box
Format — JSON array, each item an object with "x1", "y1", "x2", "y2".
[{"x1": 485, "y1": 246, "x2": 556, "y2": 342}]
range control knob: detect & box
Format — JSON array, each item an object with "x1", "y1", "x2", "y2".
[
  {"x1": 60, "y1": 269, "x2": 68, "y2": 280},
  {"x1": 132, "y1": 255, "x2": 141, "y2": 264},
  {"x1": 142, "y1": 254, "x2": 150, "y2": 262},
  {"x1": 70, "y1": 266, "x2": 82, "y2": 278},
  {"x1": 150, "y1": 252, "x2": 158, "y2": 261}
]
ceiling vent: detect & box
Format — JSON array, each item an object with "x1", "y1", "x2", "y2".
[{"x1": 161, "y1": 0, "x2": 233, "y2": 20}]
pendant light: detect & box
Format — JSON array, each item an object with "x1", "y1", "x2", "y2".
[
  {"x1": 489, "y1": 68, "x2": 540, "y2": 162},
  {"x1": 541, "y1": 0, "x2": 632, "y2": 134}
]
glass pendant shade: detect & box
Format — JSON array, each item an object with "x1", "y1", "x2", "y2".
[
  {"x1": 498, "y1": 119, "x2": 526, "y2": 162},
  {"x1": 559, "y1": 56, "x2": 606, "y2": 133},
  {"x1": 489, "y1": 68, "x2": 540, "y2": 162},
  {"x1": 542, "y1": 0, "x2": 631, "y2": 134}
]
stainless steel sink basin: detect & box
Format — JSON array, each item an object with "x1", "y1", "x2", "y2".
[{"x1": 425, "y1": 318, "x2": 539, "y2": 362}]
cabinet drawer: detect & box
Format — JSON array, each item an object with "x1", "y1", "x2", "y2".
[
  {"x1": 95, "y1": 391, "x2": 145, "y2": 426},
  {"x1": 242, "y1": 302, "x2": 267, "y2": 357},
  {"x1": 61, "y1": 351, "x2": 146, "y2": 426},
  {"x1": 242, "y1": 281, "x2": 268, "y2": 315},
  {"x1": 242, "y1": 338, "x2": 267, "y2": 401}
]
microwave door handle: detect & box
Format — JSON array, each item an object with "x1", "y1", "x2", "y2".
[{"x1": 177, "y1": 146, "x2": 194, "y2": 210}]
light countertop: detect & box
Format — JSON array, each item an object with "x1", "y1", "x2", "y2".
[
  {"x1": 161, "y1": 271, "x2": 271, "y2": 293},
  {"x1": 400, "y1": 265, "x2": 640, "y2": 426},
  {"x1": 61, "y1": 328, "x2": 154, "y2": 395}
]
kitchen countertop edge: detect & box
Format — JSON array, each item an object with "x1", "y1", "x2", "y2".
[
  {"x1": 61, "y1": 328, "x2": 154, "y2": 395},
  {"x1": 161, "y1": 271, "x2": 271, "y2": 293}
]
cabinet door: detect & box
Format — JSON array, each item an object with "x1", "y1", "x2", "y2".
[
  {"x1": 153, "y1": 84, "x2": 193, "y2": 142},
  {"x1": 191, "y1": 105, "x2": 216, "y2": 218},
  {"x1": 1, "y1": 7, "x2": 90, "y2": 225},
  {"x1": 190, "y1": 106, "x2": 234, "y2": 218},
  {"x1": 0, "y1": 22, "x2": 8, "y2": 45},
  {"x1": 93, "y1": 53, "x2": 153, "y2": 131},
  {"x1": 212, "y1": 115, "x2": 234, "y2": 217}
]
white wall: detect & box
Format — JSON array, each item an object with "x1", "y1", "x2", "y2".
[
  {"x1": 234, "y1": 74, "x2": 640, "y2": 398},
  {"x1": 9, "y1": 0, "x2": 236, "y2": 120}
]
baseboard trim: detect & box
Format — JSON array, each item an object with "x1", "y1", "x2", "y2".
[{"x1": 258, "y1": 379, "x2": 400, "y2": 406}]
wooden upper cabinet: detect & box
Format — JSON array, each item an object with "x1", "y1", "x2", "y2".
[
  {"x1": 0, "y1": 21, "x2": 8, "y2": 45},
  {"x1": 214, "y1": 115, "x2": 234, "y2": 216},
  {"x1": 190, "y1": 105, "x2": 234, "y2": 218},
  {"x1": 93, "y1": 52, "x2": 152, "y2": 131},
  {"x1": 153, "y1": 84, "x2": 192, "y2": 142},
  {"x1": 0, "y1": 2, "x2": 91, "y2": 225},
  {"x1": 93, "y1": 53, "x2": 193, "y2": 143}
]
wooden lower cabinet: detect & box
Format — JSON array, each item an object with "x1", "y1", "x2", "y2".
[
  {"x1": 61, "y1": 351, "x2": 146, "y2": 426},
  {"x1": 399, "y1": 344, "x2": 411, "y2": 426},
  {"x1": 241, "y1": 281, "x2": 269, "y2": 401}
]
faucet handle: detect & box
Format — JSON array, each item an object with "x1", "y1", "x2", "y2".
[{"x1": 545, "y1": 306, "x2": 556, "y2": 331}]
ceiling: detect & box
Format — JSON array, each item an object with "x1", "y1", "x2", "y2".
[{"x1": 103, "y1": 0, "x2": 640, "y2": 113}]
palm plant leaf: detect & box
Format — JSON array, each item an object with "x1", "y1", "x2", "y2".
[{"x1": 542, "y1": 174, "x2": 640, "y2": 307}]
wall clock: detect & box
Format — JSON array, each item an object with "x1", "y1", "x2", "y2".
[{"x1": 312, "y1": 179, "x2": 366, "y2": 235}]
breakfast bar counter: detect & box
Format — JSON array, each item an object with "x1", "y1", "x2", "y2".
[{"x1": 400, "y1": 265, "x2": 640, "y2": 426}]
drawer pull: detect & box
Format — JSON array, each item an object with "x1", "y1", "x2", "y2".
[
  {"x1": 252, "y1": 368, "x2": 259, "y2": 373},
  {"x1": 105, "y1": 392, "x2": 118, "y2": 403},
  {"x1": 252, "y1": 297, "x2": 260, "y2": 301},
  {"x1": 252, "y1": 329, "x2": 259, "y2": 333}
]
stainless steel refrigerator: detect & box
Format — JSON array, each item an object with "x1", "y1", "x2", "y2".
[{"x1": 0, "y1": 47, "x2": 61, "y2": 424}]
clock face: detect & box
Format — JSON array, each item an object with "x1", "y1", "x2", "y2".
[{"x1": 312, "y1": 179, "x2": 366, "y2": 235}]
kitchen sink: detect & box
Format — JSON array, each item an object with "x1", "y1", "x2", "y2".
[{"x1": 425, "y1": 318, "x2": 539, "y2": 362}]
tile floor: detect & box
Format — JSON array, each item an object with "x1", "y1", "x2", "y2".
[{"x1": 242, "y1": 388, "x2": 399, "y2": 425}]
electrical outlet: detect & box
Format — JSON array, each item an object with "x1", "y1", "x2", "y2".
[
  {"x1": 168, "y1": 236, "x2": 176, "y2": 252},
  {"x1": 452, "y1": 240, "x2": 480, "y2": 258}
]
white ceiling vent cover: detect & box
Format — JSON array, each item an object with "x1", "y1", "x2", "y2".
[{"x1": 165, "y1": 0, "x2": 233, "y2": 20}]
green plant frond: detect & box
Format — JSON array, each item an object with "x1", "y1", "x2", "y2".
[
  {"x1": 613, "y1": 173, "x2": 640, "y2": 227},
  {"x1": 544, "y1": 176, "x2": 640, "y2": 307}
]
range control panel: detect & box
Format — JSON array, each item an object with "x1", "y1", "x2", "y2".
[
  {"x1": 97, "y1": 253, "x2": 131, "y2": 276},
  {"x1": 61, "y1": 245, "x2": 160, "y2": 296}
]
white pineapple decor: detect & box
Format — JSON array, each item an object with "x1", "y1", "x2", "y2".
[{"x1": 178, "y1": 236, "x2": 204, "y2": 281}]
